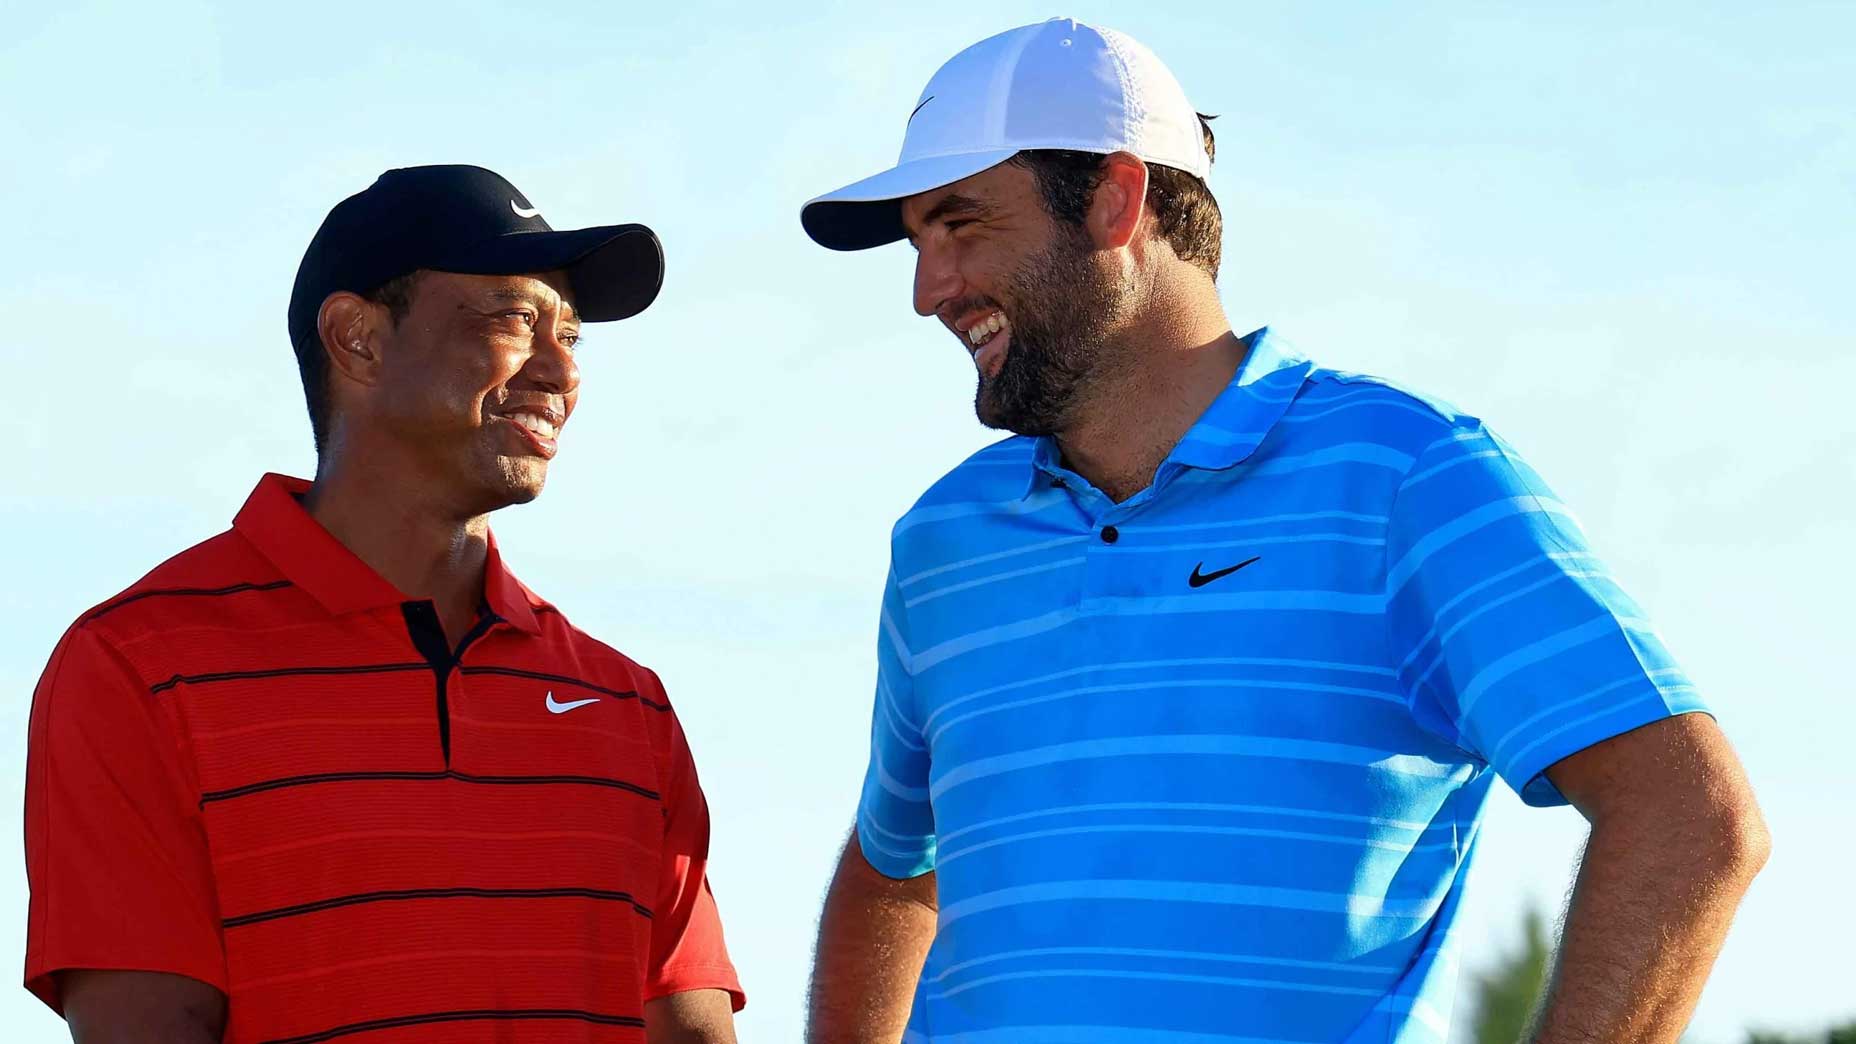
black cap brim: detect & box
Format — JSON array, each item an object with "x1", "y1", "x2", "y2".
[{"x1": 437, "y1": 224, "x2": 664, "y2": 321}]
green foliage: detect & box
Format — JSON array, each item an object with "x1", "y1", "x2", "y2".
[
  {"x1": 1471, "y1": 905, "x2": 1553, "y2": 1044},
  {"x1": 1743, "y1": 1021, "x2": 1856, "y2": 1044}
]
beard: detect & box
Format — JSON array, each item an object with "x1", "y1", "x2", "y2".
[{"x1": 975, "y1": 227, "x2": 1126, "y2": 436}]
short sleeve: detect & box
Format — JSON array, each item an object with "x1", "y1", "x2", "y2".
[
  {"x1": 24, "y1": 626, "x2": 228, "y2": 1012},
  {"x1": 643, "y1": 690, "x2": 744, "y2": 1012},
  {"x1": 854, "y1": 562, "x2": 937, "y2": 878},
  {"x1": 1385, "y1": 425, "x2": 1708, "y2": 806}
]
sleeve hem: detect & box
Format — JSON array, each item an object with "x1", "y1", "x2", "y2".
[
  {"x1": 856, "y1": 828, "x2": 936, "y2": 880},
  {"x1": 644, "y1": 964, "x2": 747, "y2": 1012},
  {"x1": 1511, "y1": 703, "x2": 1715, "y2": 807},
  {"x1": 25, "y1": 952, "x2": 229, "y2": 1015}
]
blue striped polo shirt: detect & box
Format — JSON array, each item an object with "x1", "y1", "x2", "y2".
[{"x1": 857, "y1": 328, "x2": 1706, "y2": 1043}]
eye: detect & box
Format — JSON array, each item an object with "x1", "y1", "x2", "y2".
[
  {"x1": 503, "y1": 309, "x2": 538, "y2": 327},
  {"x1": 945, "y1": 219, "x2": 977, "y2": 233},
  {"x1": 559, "y1": 331, "x2": 581, "y2": 351}
]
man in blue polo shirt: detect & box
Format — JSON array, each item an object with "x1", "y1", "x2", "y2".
[{"x1": 799, "y1": 19, "x2": 1768, "y2": 1044}]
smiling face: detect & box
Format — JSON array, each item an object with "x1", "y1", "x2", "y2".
[
  {"x1": 902, "y1": 160, "x2": 1130, "y2": 435},
  {"x1": 340, "y1": 270, "x2": 583, "y2": 514}
]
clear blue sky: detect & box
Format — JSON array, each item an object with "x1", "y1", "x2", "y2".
[{"x1": 2, "y1": 2, "x2": 1850, "y2": 1040}]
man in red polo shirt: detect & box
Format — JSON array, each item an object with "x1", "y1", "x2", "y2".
[{"x1": 24, "y1": 165, "x2": 743, "y2": 1042}]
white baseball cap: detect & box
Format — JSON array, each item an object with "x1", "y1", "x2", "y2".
[{"x1": 802, "y1": 17, "x2": 1211, "y2": 251}]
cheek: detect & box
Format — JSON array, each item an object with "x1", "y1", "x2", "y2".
[{"x1": 458, "y1": 345, "x2": 531, "y2": 415}]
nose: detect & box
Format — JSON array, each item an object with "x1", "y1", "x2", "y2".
[
  {"x1": 525, "y1": 314, "x2": 581, "y2": 396},
  {"x1": 913, "y1": 240, "x2": 963, "y2": 318}
]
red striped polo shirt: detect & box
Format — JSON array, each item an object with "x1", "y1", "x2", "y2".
[{"x1": 25, "y1": 473, "x2": 743, "y2": 1042}]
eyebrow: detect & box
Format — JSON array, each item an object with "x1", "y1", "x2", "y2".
[
  {"x1": 906, "y1": 192, "x2": 993, "y2": 243},
  {"x1": 485, "y1": 286, "x2": 579, "y2": 322}
]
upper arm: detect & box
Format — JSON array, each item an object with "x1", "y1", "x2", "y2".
[
  {"x1": 1384, "y1": 424, "x2": 1708, "y2": 805},
  {"x1": 855, "y1": 561, "x2": 937, "y2": 878},
  {"x1": 644, "y1": 677, "x2": 745, "y2": 1013},
  {"x1": 1546, "y1": 713, "x2": 1765, "y2": 843},
  {"x1": 24, "y1": 627, "x2": 227, "y2": 1012},
  {"x1": 61, "y1": 969, "x2": 226, "y2": 1043},
  {"x1": 644, "y1": 988, "x2": 738, "y2": 1044}
]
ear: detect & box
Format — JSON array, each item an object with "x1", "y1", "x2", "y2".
[
  {"x1": 316, "y1": 292, "x2": 388, "y2": 391},
  {"x1": 1085, "y1": 151, "x2": 1150, "y2": 251}
]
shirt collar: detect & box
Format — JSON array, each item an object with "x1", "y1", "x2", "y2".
[
  {"x1": 232, "y1": 473, "x2": 547, "y2": 634},
  {"x1": 1023, "y1": 327, "x2": 1314, "y2": 496},
  {"x1": 1165, "y1": 327, "x2": 1314, "y2": 471}
]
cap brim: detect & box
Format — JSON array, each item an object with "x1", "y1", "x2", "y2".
[
  {"x1": 801, "y1": 149, "x2": 1018, "y2": 251},
  {"x1": 441, "y1": 224, "x2": 665, "y2": 321}
]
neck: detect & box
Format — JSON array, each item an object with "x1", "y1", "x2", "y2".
[
  {"x1": 1054, "y1": 277, "x2": 1246, "y2": 503},
  {"x1": 303, "y1": 447, "x2": 491, "y2": 643}
]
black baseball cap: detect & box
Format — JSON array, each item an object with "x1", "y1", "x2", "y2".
[{"x1": 287, "y1": 164, "x2": 663, "y2": 352}]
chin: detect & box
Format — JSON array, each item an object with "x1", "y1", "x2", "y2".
[{"x1": 473, "y1": 459, "x2": 549, "y2": 511}]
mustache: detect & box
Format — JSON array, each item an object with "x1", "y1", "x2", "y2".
[{"x1": 940, "y1": 295, "x2": 1003, "y2": 323}]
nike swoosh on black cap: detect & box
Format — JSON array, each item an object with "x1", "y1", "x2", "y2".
[{"x1": 287, "y1": 164, "x2": 663, "y2": 352}]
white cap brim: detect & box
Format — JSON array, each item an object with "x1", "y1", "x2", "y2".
[{"x1": 800, "y1": 148, "x2": 1018, "y2": 251}]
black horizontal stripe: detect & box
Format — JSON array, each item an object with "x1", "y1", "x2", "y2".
[
  {"x1": 460, "y1": 665, "x2": 668, "y2": 711},
  {"x1": 259, "y1": 1008, "x2": 645, "y2": 1044},
  {"x1": 150, "y1": 661, "x2": 429, "y2": 695},
  {"x1": 225, "y1": 886, "x2": 652, "y2": 929},
  {"x1": 85, "y1": 580, "x2": 294, "y2": 623},
  {"x1": 199, "y1": 768, "x2": 660, "y2": 806}
]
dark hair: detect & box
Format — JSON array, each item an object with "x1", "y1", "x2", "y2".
[
  {"x1": 294, "y1": 271, "x2": 421, "y2": 454},
  {"x1": 1007, "y1": 113, "x2": 1222, "y2": 279}
]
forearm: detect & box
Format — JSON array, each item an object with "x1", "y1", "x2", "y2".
[
  {"x1": 807, "y1": 831, "x2": 938, "y2": 1044},
  {"x1": 1531, "y1": 806, "x2": 1769, "y2": 1043}
]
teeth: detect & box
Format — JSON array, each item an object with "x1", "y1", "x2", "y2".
[
  {"x1": 966, "y1": 313, "x2": 1007, "y2": 349},
  {"x1": 510, "y1": 413, "x2": 558, "y2": 438}
]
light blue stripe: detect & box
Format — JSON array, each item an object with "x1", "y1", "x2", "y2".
[
  {"x1": 899, "y1": 535, "x2": 1087, "y2": 586},
  {"x1": 929, "y1": 966, "x2": 1387, "y2": 1001},
  {"x1": 924, "y1": 657, "x2": 1396, "y2": 732},
  {"x1": 893, "y1": 487, "x2": 1067, "y2": 535},
  {"x1": 1086, "y1": 591, "x2": 1386, "y2": 617},
  {"x1": 1278, "y1": 396, "x2": 1445, "y2": 426},
  {"x1": 1181, "y1": 424, "x2": 1270, "y2": 446},
  {"x1": 937, "y1": 879, "x2": 1445, "y2": 929},
  {"x1": 879, "y1": 603, "x2": 912, "y2": 663},
  {"x1": 937, "y1": 823, "x2": 1458, "y2": 867},
  {"x1": 1393, "y1": 550, "x2": 1596, "y2": 674},
  {"x1": 1501, "y1": 685, "x2": 1693, "y2": 776},
  {"x1": 910, "y1": 607, "x2": 1079, "y2": 673},
  {"x1": 876, "y1": 677, "x2": 924, "y2": 751},
  {"x1": 1242, "y1": 442, "x2": 1417, "y2": 478},
  {"x1": 929, "y1": 734, "x2": 1465, "y2": 801},
  {"x1": 928, "y1": 677, "x2": 1404, "y2": 745},
  {"x1": 856, "y1": 812, "x2": 930, "y2": 860},
  {"x1": 925, "y1": 945, "x2": 1402, "y2": 984},
  {"x1": 1121, "y1": 532, "x2": 1385, "y2": 554},
  {"x1": 1135, "y1": 510, "x2": 1387, "y2": 534},
  {"x1": 1406, "y1": 568, "x2": 1610, "y2": 692},
  {"x1": 1455, "y1": 614, "x2": 1622, "y2": 719},
  {"x1": 1400, "y1": 447, "x2": 1504, "y2": 490},
  {"x1": 1385, "y1": 496, "x2": 1580, "y2": 594},
  {"x1": 1487, "y1": 667, "x2": 1690, "y2": 767},
  {"x1": 872, "y1": 748, "x2": 930, "y2": 802},
  {"x1": 905, "y1": 556, "x2": 1086, "y2": 608},
  {"x1": 936, "y1": 801, "x2": 1444, "y2": 848}
]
